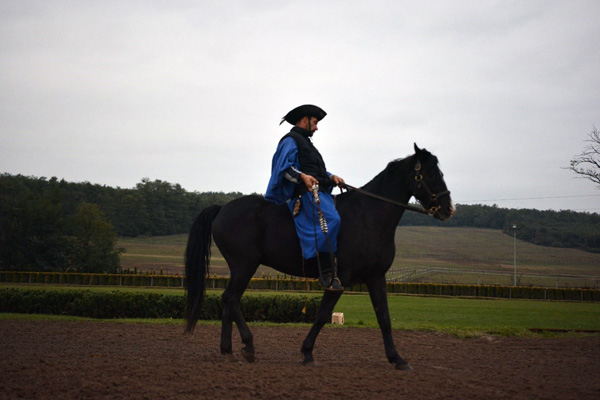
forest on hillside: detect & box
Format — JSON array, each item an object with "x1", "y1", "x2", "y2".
[
  {"x1": 1, "y1": 173, "x2": 599, "y2": 271},
  {"x1": 0, "y1": 174, "x2": 242, "y2": 271}
]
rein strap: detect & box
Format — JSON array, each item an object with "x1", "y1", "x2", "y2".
[{"x1": 341, "y1": 183, "x2": 431, "y2": 215}]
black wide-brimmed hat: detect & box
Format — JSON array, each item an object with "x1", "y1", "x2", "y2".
[{"x1": 280, "y1": 104, "x2": 327, "y2": 125}]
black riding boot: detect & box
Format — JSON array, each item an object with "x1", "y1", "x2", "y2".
[{"x1": 319, "y1": 252, "x2": 344, "y2": 291}]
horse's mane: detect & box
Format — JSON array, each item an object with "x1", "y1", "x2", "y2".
[
  {"x1": 335, "y1": 147, "x2": 438, "y2": 203},
  {"x1": 361, "y1": 152, "x2": 422, "y2": 190}
]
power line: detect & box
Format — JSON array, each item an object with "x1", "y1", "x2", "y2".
[{"x1": 458, "y1": 194, "x2": 600, "y2": 203}]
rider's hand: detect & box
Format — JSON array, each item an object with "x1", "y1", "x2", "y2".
[
  {"x1": 300, "y1": 173, "x2": 319, "y2": 191},
  {"x1": 330, "y1": 175, "x2": 345, "y2": 187}
]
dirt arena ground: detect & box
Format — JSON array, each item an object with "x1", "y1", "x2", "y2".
[{"x1": 1, "y1": 320, "x2": 599, "y2": 399}]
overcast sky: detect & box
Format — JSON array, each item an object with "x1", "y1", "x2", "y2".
[{"x1": 1, "y1": 0, "x2": 599, "y2": 213}]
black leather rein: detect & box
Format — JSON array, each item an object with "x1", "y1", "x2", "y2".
[{"x1": 340, "y1": 161, "x2": 451, "y2": 217}]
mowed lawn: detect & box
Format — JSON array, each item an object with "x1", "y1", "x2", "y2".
[{"x1": 334, "y1": 294, "x2": 600, "y2": 336}]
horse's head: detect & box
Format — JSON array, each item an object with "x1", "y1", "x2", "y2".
[{"x1": 411, "y1": 143, "x2": 454, "y2": 221}]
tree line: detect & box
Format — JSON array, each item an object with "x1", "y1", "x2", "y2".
[
  {"x1": 0, "y1": 174, "x2": 243, "y2": 272},
  {"x1": 1, "y1": 173, "x2": 598, "y2": 272}
]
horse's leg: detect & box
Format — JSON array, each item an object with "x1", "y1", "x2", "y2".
[
  {"x1": 220, "y1": 291, "x2": 236, "y2": 361},
  {"x1": 300, "y1": 289, "x2": 343, "y2": 366},
  {"x1": 221, "y1": 265, "x2": 257, "y2": 363},
  {"x1": 365, "y1": 275, "x2": 413, "y2": 370}
]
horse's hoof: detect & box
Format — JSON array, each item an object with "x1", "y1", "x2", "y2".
[
  {"x1": 223, "y1": 353, "x2": 240, "y2": 363},
  {"x1": 241, "y1": 349, "x2": 255, "y2": 363},
  {"x1": 302, "y1": 360, "x2": 319, "y2": 367},
  {"x1": 395, "y1": 362, "x2": 414, "y2": 371}
]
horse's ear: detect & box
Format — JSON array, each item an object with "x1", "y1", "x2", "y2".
[{"x1": 414, "y1": 143, "x2": 421, "y2": 154}]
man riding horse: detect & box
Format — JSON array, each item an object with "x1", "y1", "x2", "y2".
[{"x1": 265, "y1": 104, "x2": 345, "y2": 291}]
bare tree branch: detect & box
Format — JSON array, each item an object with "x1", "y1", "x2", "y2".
[{"x1": 566, "y1": 126, "x2": 600, "y2": 187}]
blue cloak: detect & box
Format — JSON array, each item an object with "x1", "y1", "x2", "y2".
[{"x1": 265, "y1": 137, "x2": 340, "y2": 259}]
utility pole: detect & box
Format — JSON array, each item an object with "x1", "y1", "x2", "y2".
[{"x1": 513, "y1": 225, "x2": 517, "y2": 286}]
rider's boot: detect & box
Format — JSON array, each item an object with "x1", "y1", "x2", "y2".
[{"x1": 319, "y1": 253, "x2": 344, "y2": 291}]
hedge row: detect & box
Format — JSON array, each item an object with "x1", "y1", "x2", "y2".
[
  {"x1": 1, "y1": 271, "x2": 598, "y2": 302},
  {"x1": 0, "y1": 287, "x2": 320, "y2": 322}
]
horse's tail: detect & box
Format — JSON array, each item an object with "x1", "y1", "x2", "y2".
[{"x1": 184, "y1": 205, "x2": 222, "y2": 334}]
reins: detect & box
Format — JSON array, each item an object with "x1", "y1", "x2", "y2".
[
  {"x1": 341, "y1": 183, "x2": 431, "y2": 215},
  {"x1": 340, "y1": 160, "x2": 451, "y2": 217}
]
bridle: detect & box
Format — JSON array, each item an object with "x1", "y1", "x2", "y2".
[
  {"x1": 342, "y1": 160, "x2": 451, "y2": 217},
  {"x1": 413, "y1": 161, "x2": 451, "y2": 216}
]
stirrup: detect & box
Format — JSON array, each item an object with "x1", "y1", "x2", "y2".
[{"x1": 325, "y1": 277, "x2": 344, "y2": 292}]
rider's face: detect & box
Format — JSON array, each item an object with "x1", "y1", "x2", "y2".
[
  {"x1": 308, "y1": 117, "x2": 319, "y2": 133},
  {"x1": 299, "y1": 117, "x2": 318, "y2": 133}
]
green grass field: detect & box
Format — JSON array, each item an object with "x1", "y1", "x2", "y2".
[
  {"x1": 334, "y1": 294, "x2": 600, "y2": 336},
  {"x1": 3, "y1": 284, "x2": 599, "y2": 337}
]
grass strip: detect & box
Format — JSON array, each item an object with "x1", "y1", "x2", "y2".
[{"x1": 335, "y1": 295, "x2": 600, "y2": 336}]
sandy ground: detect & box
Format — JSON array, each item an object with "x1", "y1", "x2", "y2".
[{"x1": 1, "y1": 320, "x2": 599, "y2": 399}]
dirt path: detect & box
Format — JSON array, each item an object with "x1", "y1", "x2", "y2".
[{"x1": 1, "y1": 320, "x2": 599, "y2": 399}]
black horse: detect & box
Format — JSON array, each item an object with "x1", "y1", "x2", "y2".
[{"x1": 184, "y1": 144, "x2": 453, "y2": 370}]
